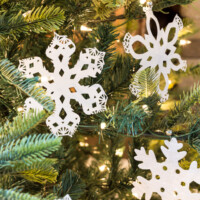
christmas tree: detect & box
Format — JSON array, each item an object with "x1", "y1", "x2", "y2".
[{"x1": 0, "y1": 0, "x2": 200, "y2": 199}]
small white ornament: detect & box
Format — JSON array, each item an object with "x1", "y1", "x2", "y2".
[
  {"x1": 18, "y1": 33, "x2": 107, "y2": 137},
  {"x1": 57, "y1": 194, "x2": 72, "y2": 200},
  {"x1": 132, "y1": 138, "x2": 200, "y2": 200},
  {"x1": 123, "y1": 5, "x2": 187, "y2": 102}
]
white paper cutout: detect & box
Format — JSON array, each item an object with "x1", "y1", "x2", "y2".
[
  {"x1": 123, "y1": 4, "x2": 187, "y2": 102},
  {"x1": 132, "y1": 138, "x2": 200, "y2": 200},
  {"x1": 57, "y1": 194, "x2": 72, "y2": 200},
  {"x1": 18, "y1": 33, "x2": 107, "y2": 137}
]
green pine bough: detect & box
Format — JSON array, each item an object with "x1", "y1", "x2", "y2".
[
  {"x1": 0, "y1": 6, "x2": 65, "y2": 40},
  {"x1": 0, "y1": 57, "x2": 61, "y2": 195},
  {"x1": 0, "y1": 134, "x2": 61, "y2": 168},
  {"x1": 0, "y1": 188, "x2": 43, "y2": 200},
  {"x1": 0, "y1": 110, "x2": 48, "y2": 144}
]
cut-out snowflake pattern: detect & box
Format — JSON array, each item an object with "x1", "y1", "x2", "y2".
[
  {"x1": 132, "y1": 138, "x2": 200, "y2": 200},
  {"x1": 18, "y1": 33, "x2": 107, "y2": 137},
  {"x1": 123, "y1": 4, "x2": 187, "y2": 102}
]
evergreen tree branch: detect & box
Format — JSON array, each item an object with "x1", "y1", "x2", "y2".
[
  {"x1": 126, "y1": 0, "x2": 195, "y2": 19},
  {"x1": 0, "y1": 110, "x2": 48, "y2": 144},
  {"x1": 55, "y1": 169, "x2": 85, "y2": 200},
  {"x1": 90, "y1": 23, "x2": 119, "y2": 69},
  {"x1": 104, "y1": 102, "x2": 147, "y2": 136},
  {"x1": 92, "y1": 0, "x2": 123, "y2": 20},
  {"x1": 131, "y1": 67, "x2": 159, "y2": 99},
  {"x1": 167, "y1": 84, "x2": 200, "y2": 127},
  {"x1": 14, "y1": 159, "x2": 58, "y2": 184},
  {"x1": 0, "y1": 6, "x2": 65, "y2": 39},
  {"x1": 0, "y1": 134, "x2": 61, "y2": 168},
  {"x1": 1, "y1": 159, "x2": 58, "y2": 184},
  {"x1": 0, "y1": 188, "x2": 42, "y2": 200}
]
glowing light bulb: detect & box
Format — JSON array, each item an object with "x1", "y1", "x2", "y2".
[
  {"x1": 99, "y1": 165, "x2": 106, "y2": 172},
  {"x1": 79, "y1": 142, "x2": 89, "y2": 147},
  {"x1": 115, "y1": 148, "x2": 124, "y2": 157},
  {"x1": 116, "y1": 39, "x2": 120, "y2": 43},
  {"x1": 79, "y1": 142, "x2": 85, "y2": 147},
  {"x1": 22, "y1": 10, "x2": 31, "y2": 17},
  {"x1": 85, "y1": 143, "x2": 89, "y2": 147},
  {"x1": 100, "y1": 122, "x2": 106, "y2": 129},
  {"x1": 96, "y1": 39, "x2": 100, "y2": 43},
  {"x1": 40, "y1": 76, "x2": 48, "y2": 83},
  {"x1": 179, "y1": 39, "x2": 191, "y2": 46},
  {"x1": 140, "y1": 0, "x2": 146, "y2": 4},
  {"x1": 80, "y1": 25, "x2": 92, "y2": 32},
  {"x1": 168, "y1": 80, "x2": 172, "y2": 85},
  {"x1": 142, "y1": 105, "x2": 148, "y2": 110},
  {"x1": 17, "y1": 107, "x2": 24, "y2": 112}
]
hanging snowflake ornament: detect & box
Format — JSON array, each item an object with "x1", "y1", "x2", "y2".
[
  {"x1": 18, "y1": 33, "x2": 107, "y2": 137},
  {"x1": 123, "y1": 2, "x2": 187, "y2": 102},
  {"x1": 132, "y1": 138, "x2": 200, "y2": 200}
]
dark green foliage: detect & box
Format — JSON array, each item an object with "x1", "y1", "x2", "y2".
[
  {"x1": 153, "y1": 0, "x2": 196, "y2": 11},
  {"x1": 104, "y1": 102, "x2": 147, "y2": 136},
  {"x1": 126, "y1": 0, "x2": 195, "y2": 19},
  {"x1": 103, "y1": 55, "x2": 134, "y2": 93},
  {"x1": 91, "y1": 24, "x2": 135, "y2": 93},
  {"x1": 189, "y1": 121, "x2": 200, "y2": 153},
  {"x1": 167, "y1": 84, "x2": 200, "y2": 127},
  {"x1": 90, "y1": 23, "x2": 119, "y2": 68},
  {"x1": 55, "y1": 169, "x2": 85, "y2": 200}
]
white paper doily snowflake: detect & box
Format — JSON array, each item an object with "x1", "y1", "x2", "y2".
[
  {"x1": 18, "y1": 33, "x2": 107, "y2": 137},
  {"x1": 123, "y1": 4, "x2": 187, "y2": 102},
  {"x1": 132, "y1": 138, "x2": 200, "y2": 200}
]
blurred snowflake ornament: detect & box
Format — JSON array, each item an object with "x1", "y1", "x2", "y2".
[
  {"x1": 57, "y1": 194, "x2": 71, "y2": 200},
  {"x1": 123, "y1": 3, "x2": 187, "y2": 102},
  {"x1": 132, "y1": 138, "x2": 200, "y2": 200},
  {"x1": 18, "y1": 33, "x2": 107, "y2": 137}
]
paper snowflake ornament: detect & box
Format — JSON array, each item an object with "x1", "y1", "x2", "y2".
[
  {"x1": 18, "y1": 33, "x2": 107, "y2": 137},
  {"x1": 123, "y1": 4, "x2": 187, "y2": 102},
  {"x1": 132, "y1": 138, "x2": 200, "y2": 200}
]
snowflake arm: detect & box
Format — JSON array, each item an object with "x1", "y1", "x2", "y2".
[
  {"x1": 71, "y1": 48, "x2": 105, "y2": 78},
  {"x1": 135, "y1": 147, "x2": 158, "y2": 170},
  {"x1": 161, "y1": 138, "x2": 187, "y2": 163},
  {"x1": 123, "y1": 34, "x2": 150, "y2": 60},
  {"x1": 73, "y1": 84, "x2": 107, "y2": 115},
  {"x1": 18, "y1": 57, "x2": 51, "y2": 79},
  {"x1": 132, "y1": 177, "x2": 152, "y2": 200},
  {"x1": 168, "y1": 53, "x2": 187, "y2": 72}
]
